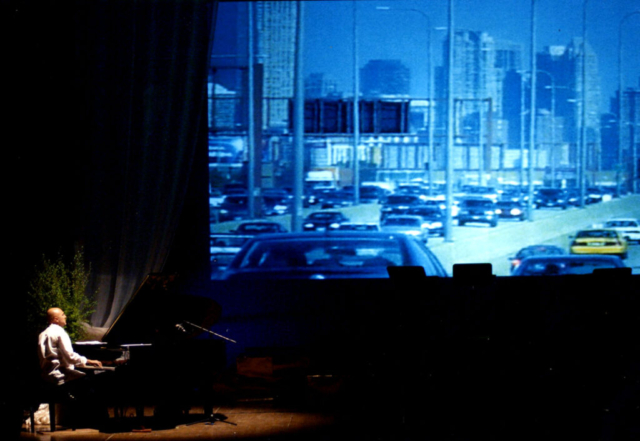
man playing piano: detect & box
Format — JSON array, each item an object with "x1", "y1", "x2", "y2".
[
  {"x1": 37, "y1": 307, "x2": 103, "y2": 385},
  {"x1": 37, "y1": 307, "x2": 112, "y2": 429}
]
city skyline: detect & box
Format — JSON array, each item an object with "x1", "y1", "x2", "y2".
[{"x1": 303, "y1": 0, "x2": 640, "y2": 112}]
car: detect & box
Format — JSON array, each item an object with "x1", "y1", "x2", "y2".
[
  {"x1": 218, "y1": 232, "x2": 448, "y2": 280},
  {"x1": 262, "y1": 196, "x2": 291, "y2": 216},
  {"x1": 569, "y1": 229, "x2": 628, "y2": 259},
  {"x1": 456, "y1": 197, "x2": 498, "y2": 227},
  {"x1": 210, "y1": 234, "x2": 246, "y2": 278},
  {"x1": 586, "y1": 187, "x2": 606, "y2": 204},
  {"x1": 319, "y1": 190, "x2": 354, "y2": 209},
  {"x1": 337, "y1": 222, "x2": 381, "y2": 232},
  {"x1": 495, "y1": 201, "x2": 526, "y2": 221},
  {"x1": 209, "y1": 188, "x2": 225, "y2": 208},
  {"x1": 459, "y1": 185, "x2": 499, "y2": 202},
  {"x1": 534, "y1": 188, "x2": 568, "y2": 209},
  {"x1": 499, "y1": 188, "x2": 527, "y2": 203},
  {"x1": 407, "y1": 206, "x2": 445, "y2": 236},
  {"x1": 352, "y1": 185, "x2": 388, "y2": 203},
  {"x1": 511, "y1": 255, "x2": 626, "y2": 276},
  {"x1": 303, "y1": 211, "x2": 350, "y2": 231},
  {"x1": 380, "y1": 194, "x2": 425, "y2": 221},
  {"x1": 230, "y1": 221, "x2": 288, "y2": 236},
  {"x1": 508, "y1": 244, "x2": 566, "y2": 273},
  {"x1": 218, "y1": 195, "x2": 250, "y2": 221},
  {"x1": 565, "y1": 188, "x2": 581, "y2": 207},
  {"x1": 603, "y1": 218, "x2": 640, "y2": 244},
  {"x1": 380, "y1": 215, "x2": 430, "y2": 243}
]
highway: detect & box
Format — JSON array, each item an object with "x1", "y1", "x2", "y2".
[{"x1": 210, "y1": 194, "x2": 640, "y2": 277}]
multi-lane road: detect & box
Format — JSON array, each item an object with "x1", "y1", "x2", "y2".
[{"x1": 211, "y1": 194, "x2": 640, "y2": 276}]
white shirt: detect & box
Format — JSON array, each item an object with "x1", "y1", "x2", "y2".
[{"x1": 37, "y1": 323, "x2": 87, "y2": 385}]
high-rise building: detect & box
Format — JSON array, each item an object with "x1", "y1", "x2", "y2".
[
  {"x1": 537, "y1": 39, "x2": 602, "y2": 175},
  {"x1": 255, "y1": 1, "x2": 297, "y2": 129},
  {"x1": 305, "y1": 73, "x2": 341, "y2": 99},
  {"x1": 209, "y1": 1, "x2": 297, "y2": 132},
  {"x1": 441, "y1": 30, "x2": 502, "y2": 132},
  {"x1": 360, "y1": 59, "x2": 410, "y2": 98}
]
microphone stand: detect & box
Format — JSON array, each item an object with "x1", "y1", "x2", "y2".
[
  {"x1": 182, "y1": 321, "x2": 237, "y2": 344},
  {"x1": 179, "y1": 321, "x2": 237, "y2": 427}
]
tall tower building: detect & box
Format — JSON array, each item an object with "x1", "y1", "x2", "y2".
[
  {"x1": 209, "y1": 2, "x2": 297, "y2": 132},
  {"x1": 305, "y1": 73, "x2": 341, "y2": 99},
  {"x1": 537, "y1": 39, "x2": 602, "y2": 175},
  {"x1": 442, "y1": 30, "x2": 501, "y2": 124},
  {"x1": 360, "y1": 59, "x2": 410, "y2": 98},
  {"x1": 255, "y1": 1, "x2": 297, "y2": 129}
]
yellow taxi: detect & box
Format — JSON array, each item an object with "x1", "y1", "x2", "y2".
[{"x1": 569, "y1": 228, "x2": 628, "y2": 260}]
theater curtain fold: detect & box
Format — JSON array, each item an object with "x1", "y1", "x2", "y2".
[
  {"x1": 74, "y1": 0, "x2": 217, "y2": 327},
  {"x1": 6, "y1": 0, "x2": 217, "y2": 330}
]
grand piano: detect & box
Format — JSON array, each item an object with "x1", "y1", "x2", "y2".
[{"x1": 75, "y1": 274, "x2": 227, "y2": 428}]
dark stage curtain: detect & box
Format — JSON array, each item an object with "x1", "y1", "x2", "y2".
[
  {"x1": 6, "y1": 0, "x2": 217, "y2": 329},
  {"x1": 77, "y1": 0, "x2": 217, "y2": 327}
]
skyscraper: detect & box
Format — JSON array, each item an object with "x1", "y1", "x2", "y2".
[
  {"x1": 253, "y1": 1, "x2": 297, "y2": 129},
  {"x1": 210, "y1": 1, "x2": 297, "y2": 131},
  {"x1": 360, "y1": 59, "x2": 410, "y2": 98},
  {"x1": 537, "y1": 39, "x2": 602, "y2": 176}
]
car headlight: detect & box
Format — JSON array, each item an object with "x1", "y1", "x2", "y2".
[
  {"x1": 304, "y1": 223, "x2": 314, "y2": 228},
  {"x1": 495, "y1": 208, "x2": 503, "y2": 214},
  {"x1": 406, "y1": 230, "x2": 421, "y2": 236},
  {"x1": 330, "y1": 223, "x2": 340, "y2": 229},
  {"x1": 220, "y1": 209, "x2": 228, "y2": 214},
  {"x1": 485, "y1": 210, "x2": 495, "y2": 215},
  {"x1": 510, "y1": 208, "x2": 522, "y2": 215}
]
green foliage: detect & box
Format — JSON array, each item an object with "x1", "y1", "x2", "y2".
[{"x1": 26, "y1": 249, "x2": 97, "y2": 342}]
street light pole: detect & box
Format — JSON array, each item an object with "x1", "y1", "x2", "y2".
[
  {"x1": 618, "y1": 10, "x2": 640, "y2": 195},
  {"x1": 353, "y1": 1, "x2": 360, "y2": 205},
  {"x1": 247, "y1": 2, "x2": 256, "y2": 218},
  {"x1": 445, "y1": 0, "x2": 455, "y2": 242},
  {"x1": 579, "y1": 0, "x2": 589, "y2": 207},
  {"x1": 291, "y1": 1, "x2": 305, "y2": 232},
  {"x1": 527, "y1": 0, "x2": 537, "y2": 221},
  {"x1": 520, "y1": 72, "x2": 526, "y2": 190}
]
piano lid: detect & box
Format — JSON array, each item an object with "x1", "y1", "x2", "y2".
[{"x1": 102, "y1": 274, "x2": 222, "y2": 346}]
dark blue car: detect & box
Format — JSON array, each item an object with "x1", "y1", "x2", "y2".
[{"x1": 218, "y1": 231, "x2": 448, "y2": 280}]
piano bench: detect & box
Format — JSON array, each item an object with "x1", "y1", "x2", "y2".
[{"x1": 28, "y1": 383, "x2": 78, "y2": 433}]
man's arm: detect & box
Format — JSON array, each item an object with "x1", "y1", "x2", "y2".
[{"x1": 57, "y1": 328, "x2": 102, "y2": 368}]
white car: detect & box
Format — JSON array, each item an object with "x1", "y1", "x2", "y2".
[
  {"x1": 604, "y1": 218, "x2": 640, "y2": 244},
  {"x1": 381, "y1": 215, "x2": 430, "y2": 243}
]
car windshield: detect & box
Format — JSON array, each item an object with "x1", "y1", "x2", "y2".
[
  {"x1": 338, "y1": 224, "x2": 378, "y2": 231},
  {"x1": 237, "y1": 224, "x2": 280, "y2": 233},
  {"x1": 539, "y1": 189, "x2": 562, "y2": 196},
  {"x1": 517, "y1": 247, "x2": 564, "y2": 259},
  {"x1": 386, "y1": 195, "x2": 418, "y2": 204},
  {"x1": 383, "y1": 218, "x2": 420, "y2": 227},
  {"x1": 605, "y1": 221, "x2": 637, "y2": 228},
  {"x1": 409, "y1": 208, "x2": 440, "y2": 215},
  {"x1": 237, "y1": 238, "x2": 404, "y2": 269},
  {"x1": 224, "y1": 196, "x2": 247, "y2": 205},
  {"x1": 576, "y1": 230, "x2": 618, "y2": 239},
  {"x1": 308, "y1": 213, "x2": 340, "y2": 220},
  {"x1": 518, "y1": 259, "x2": 620, "y2": 276},
  {"x1": 462, "y1": 200, "x2": 493, "y2": 207}
]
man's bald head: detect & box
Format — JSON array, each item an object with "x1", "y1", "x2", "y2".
[{"x1": 47, "y1": 308, "x2": 67, "y2": 326}]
